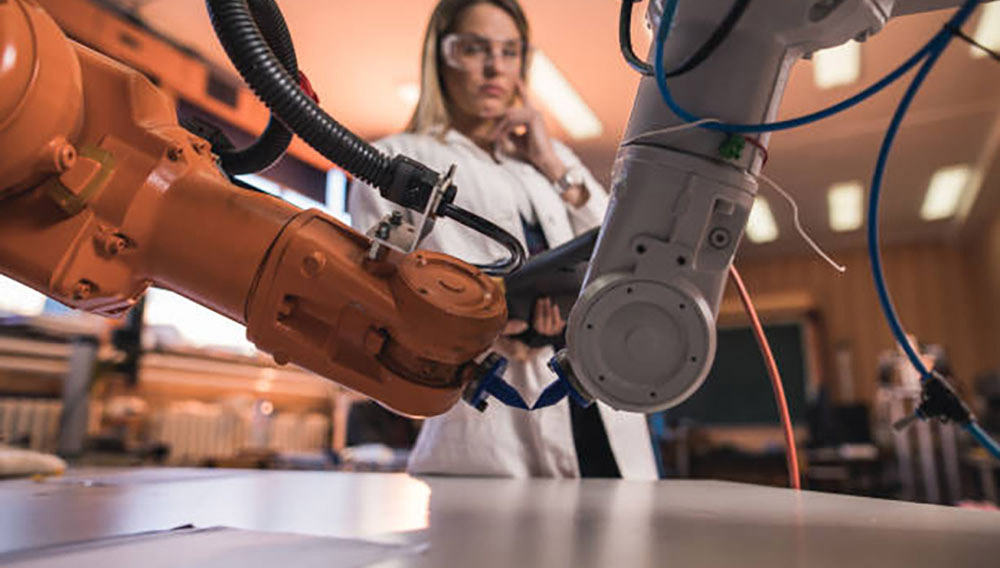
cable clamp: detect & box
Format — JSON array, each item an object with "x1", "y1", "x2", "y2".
[
  {"x1": 893, "y1": 370, "x2": 973, "y2": 431},
  {"x1": 369, "y1": 164, "x2": 454, "y2": 256}
]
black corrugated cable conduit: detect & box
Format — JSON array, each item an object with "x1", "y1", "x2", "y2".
[
  {"x1": 215, "y1": 0, "x2": 298, "y2": 175},
  {"x1": 206, "y1": 0, "x2": 397, "y2": 189},
  {"x1": 205, "y1": 0, "x2": 524, "y2": 274}
]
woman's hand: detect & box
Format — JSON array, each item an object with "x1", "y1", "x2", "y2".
[
  {"x1": 532, "y1": 297, "x2": 565, "y2": 337},
  {"x1": 490, "y1": 81, "x2": 564, "y2": 181},
  {"x1": 490, "y1": 82, "x2": 590, "y2": 208},
  {"x1": 502, "y1": 319, "x2": 529, "y2": 336},
  {"x1": 499, "y1": 319, "x2": 530, "y2": 362},
  {"x1": 495, "y1": 299, "x2": 563, "y2": 361}
]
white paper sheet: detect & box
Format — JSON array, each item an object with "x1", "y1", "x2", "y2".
[{"x1": 0, "y1": 526, "x2": 425, "y2": 568}]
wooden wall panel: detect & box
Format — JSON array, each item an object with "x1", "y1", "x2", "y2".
[
  {"x1": 973, "y1": 216, "x2": 1000, "y2": 359},
  {"x1": 728, "y1": 243, "x2": 994, "y2": 406}
]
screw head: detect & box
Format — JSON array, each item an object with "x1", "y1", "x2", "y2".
[
  {"x1": 709, "y1": 227, "x2": 732, "y2": 249},
  {"x1": 56, "y1": 144, "x2": 77, "y2": 172},
  {"x1": 301, "y1": 252, "x2": 327, "y2": 278}
]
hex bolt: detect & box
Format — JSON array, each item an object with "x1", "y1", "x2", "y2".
[
  {"x1": 106, "y1": 236, "x2": 126, "y2": 256},
  {"x1": 72, "y1": 280, "x2": 95, "y2": 301},
  {"x1": 166, "y1": 144, "x2": 185, "y2": 161},
  {"x1": 56, "y1": 143, "x2": 77, "y2": 172},
  {"x1": 376, "y1": 222, "x2": 392, "y2": 240},
  {"x1": 96, "y1": 232, "x2": 128, "y2": 257},
  {"x1": 390, "y1": 211, "x2": 404, "y2": 226},
  {"x1": 192, "y1": 140, "x2": 210, "y2": 155}
]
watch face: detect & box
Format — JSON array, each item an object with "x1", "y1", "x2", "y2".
[{"x1": 559, "y1": 168, "x2": 583, "y2": 191}]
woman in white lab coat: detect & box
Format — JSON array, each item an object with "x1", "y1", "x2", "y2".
[{"x1": 349, "y1": 0, "x2": 658, "y2": 480}]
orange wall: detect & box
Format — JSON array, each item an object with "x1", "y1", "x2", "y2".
[{"x1": 728, "y1": 242, "x2": 995, "y2": 405}]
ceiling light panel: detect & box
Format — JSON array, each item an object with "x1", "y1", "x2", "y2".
[
  {"x1": 528, "y1": 51, "x2": 603, "y2": 140},
  {"x1": 813, "y1": 41, "x2": 861, "y2": 89},
  {"x1": 397, "y1": 83, "x2": 420, "y2": 107},
  {"x1": 972, "y1": 2, "x2": 1000, "y2": 59},
  {"x1": 746, "y1": 197, "x2": 778, "y2": 243},
  {"x1": 828, "y1": 181, "x2": 864, "y2": 232},
  {"x1": 921, "y1": 165, "x2": 972, "y2": 221}
]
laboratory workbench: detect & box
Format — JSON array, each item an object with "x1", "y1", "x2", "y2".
[{"x1": 0, "y1": 467, "x2": 997, "y2": 567}]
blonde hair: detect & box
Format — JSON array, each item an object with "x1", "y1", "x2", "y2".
[{"x1": 405, "y1": 0, "x2": 531, "y2": 136}]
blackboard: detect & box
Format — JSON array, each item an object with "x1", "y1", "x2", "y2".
[{"x1": 666, "y1": 323, "x2": 809, "y2": 425}]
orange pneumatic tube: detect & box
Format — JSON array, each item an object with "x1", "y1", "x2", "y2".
[{"x1": 0, "y1": 0, "x2": 507, "y2": 416}]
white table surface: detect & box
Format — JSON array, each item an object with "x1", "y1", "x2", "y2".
[{"x1": 1, "y1": 468, "x2": 998, "y2": 567}]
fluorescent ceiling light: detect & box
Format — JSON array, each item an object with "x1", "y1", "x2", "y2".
[
  {"x1": 827, "y1": 181, "x2": 864, "y2": 232},
  {"x1": 813, "y1": 41, "x2": 861, "y2": 89},
  {"x1": 397, "y1": 83, "x2": 420, "y2": 106},
  {"x1": 746, "y1": 197, "x2": 778, "y2": 243},
  {"x1": 921, "y1": 165, "x2": 971, "y2": 221},
  {"x1": 971, "y1": 2, "x2": 1000, "y2": 59},
  {"x1": 528, "y1": 51, "x2": 603, "y2": 140}
]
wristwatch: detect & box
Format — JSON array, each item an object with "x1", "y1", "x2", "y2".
[{"x1": 554, "y1": 166, "x2": 584, "y2": 194}]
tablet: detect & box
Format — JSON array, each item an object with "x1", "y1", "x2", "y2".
[{"x1": 503, "y1": 228, "x2": 599, "y2": 322}]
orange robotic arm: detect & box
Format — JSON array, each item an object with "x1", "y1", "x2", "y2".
[{"x1": 0, "y1": 0, "x2": 507, "y2": 417}]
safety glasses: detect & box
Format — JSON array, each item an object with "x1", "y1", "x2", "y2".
[{"x1": 441, "y1": 33, "x2": 526, "y2": 72}]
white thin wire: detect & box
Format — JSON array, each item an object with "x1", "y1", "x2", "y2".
[
  {"x1": 621, "y1": 118, "x2": 721, "y2": 145},
  {"x1": 758, "y1": 173, "x2": 847, "y2": 274},
  {"x1": 622, "y1": 121, "x2": 844, "y2": 273}
]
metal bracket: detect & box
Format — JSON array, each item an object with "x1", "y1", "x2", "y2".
[{"x1": 367, "y1": 164, "x2": 456, "y2": 255}]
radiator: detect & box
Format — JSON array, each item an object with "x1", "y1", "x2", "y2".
[
  {"x1": 0, "y1": 398, "x2": 62, "y2": 453},
  {"x1": 150, "y1": 403, "x2": 330, "y2": 465}
]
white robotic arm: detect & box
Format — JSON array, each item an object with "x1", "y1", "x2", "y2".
[{"x1": 558, "y1": 0, "x2": 956, "y2": 412}]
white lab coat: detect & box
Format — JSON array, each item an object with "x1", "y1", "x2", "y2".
[{"x1": 348, "y1": 128, "x2": 658, "y2": 480}]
